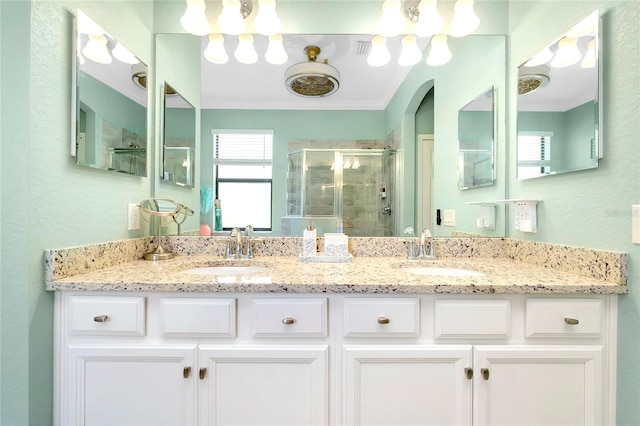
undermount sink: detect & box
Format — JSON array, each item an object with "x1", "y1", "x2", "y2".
[
  {"x1": 400, "y1": 266, "x2": 485, "y2": 277},
  {"x1": 181, "y1": 266, "x2": 269, "y2": 276}
]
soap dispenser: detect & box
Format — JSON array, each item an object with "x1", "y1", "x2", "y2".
[{"x1": 302, "y1": 219, "x2": 317, "y2": 256}]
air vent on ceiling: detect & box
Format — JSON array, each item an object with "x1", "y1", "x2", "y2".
[{"x1": 355, "y1": 40, "x2": 371, "y2": 56}]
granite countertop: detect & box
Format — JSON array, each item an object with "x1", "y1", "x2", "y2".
[{"x1": 45, "y1": 254, "x2": 627, "y2": 295}]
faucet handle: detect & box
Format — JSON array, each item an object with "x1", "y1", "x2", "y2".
[{"x1": 245, "y1": 225, "x2": 254, "y2": 236}]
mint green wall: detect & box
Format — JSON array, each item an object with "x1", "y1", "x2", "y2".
[
  {"x1": 508, "y1": 2, "x2": 640, "y2": 424},
  {"x1": 0, "y1": 1, "x2": 154, "y2": 424},
  {"x1": 459, "y1": 111, "x2": 494, "y2": 150},
  {"x1": 200, "y1": 109, "x2": 386, "y2": 232},
  {"x1": 415, "y1": 89, "x2": 435, "y2": 135}
]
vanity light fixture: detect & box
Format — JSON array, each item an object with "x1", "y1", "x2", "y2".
[
  {"x1": 112, "y1": 42, "x2": 139, "y2": 64},
  {"x1": 426, "y1": 34, "x2": 452, "y2": 66},
  {"x1": 83, "y1": 35, "x2": 112, "y2": 64},
  {"x1": 254, "y1": 0, "x2": 281, "y2": 36},
  {"x1": 234, "y1": 33, "x2": 258, "y2": 64},
  {"x1": 285, "y1": 45, "x2": 340, "y2": 97},
  {"x1": 180, "y1": 0, "x2": 211, "y2": 36},
  {"x1": 367, "y1": 35, "x2": 391, "y2": 67},
  {"x1": 550, "y1": 37, "x2": 581, "y2": 68},
  {"x1": 398, "y1": 34, "x2": 422, "y2": 66},
  {"x1": 352, "y1": 157, "x2": 360, "y2": 169},
  {"x1": 448, "y1": 0, "x2": 480, "y2": 37},
  {"x1": 264, "y1": 34, "x2": 288, "y2": 65},
  {"x1": 204, "y1": 34, "x2": 229, "y2": 64},
  {"x1": 524, "y1": 46, "x2": 554, "y2": 67},
  {"x1": 413, "y1": 0, "x2": 444, "y2": 37},
  {"x1": 218, "y1": 0, "x2": 251, "y2": 35},
  {"x1": 378, "y1": 0, "x2": 406, "y2": 37},
  {"x1": 581, "y1": 39, "x2": 596, "y2": 68}
]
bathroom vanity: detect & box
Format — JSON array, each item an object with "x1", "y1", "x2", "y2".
[{"x1": 48, "y1": 237, "x2": 626, "y2": 426}]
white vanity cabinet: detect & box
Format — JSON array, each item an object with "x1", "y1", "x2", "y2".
[{"x1": 55, "y1": 293, "x2": 617, "y2": 426}]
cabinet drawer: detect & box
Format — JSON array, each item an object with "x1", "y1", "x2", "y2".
[
  {"x1": 69, "y1": 296, "x2": 145, "y2": 336},
  {"x1": 526, "y1": 298, "x2": 603, "y2": 338},
  {"x1": 161, "y1": 298, "x2": 236, "y2": 337},
  {"x1": 435, "y1": 299, "x2": 510, "y2": 339},
  {"x1": 344, "y1": 298, "x2": 420, "y2": 337},
  {"x1": 252, "y1": 298, "x2": 328, "y2": 337}
]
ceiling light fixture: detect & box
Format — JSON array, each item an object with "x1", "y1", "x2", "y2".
[
  {"x1": 204, "y1": 34, "x2": 229, "y2": 64},
  {"x1": 414, "y1": 0, "x2": 444, "y2": 37},
  {"x1": 398, "y1": 34, "x2": 422, "y2": 66},
  {"x1": 378, "y1": 0, "x2": 406, "y2": 37},
  {"x1": 83, "y1": 35, "x2": 112, "y2": 64},
  {"x1": 448, "y1": 0, "x2": 480, "y2": 38},
  {"x1": 581, "y1": 39, "x2": 596, "y2": 68},
  {"x1": 285, "y1": 45, "x2": 340, "y2": 97},
  {"x1": 112, "y1": 42, "x2": 139, "y2": 64},
  {"x1": 180, "y1": 0, "x2": 210, "y2": 36},
  {"x1": 218, "y1": 0, "x2": 251, "y2": 35},
  {"x1": 426, "y1": 34, "x2": 452, "y2": 66},
  {"x1": 254, "y1": 0, "x2": 281, "y2": 36},
  {"x1": 518, "y1": 65, "x2": 551, "y2": 95},
  {"x1": 551, "y1": 37, "x2": 581, "y2": 68},
  {"x1": 234, "y1": 33, "x2": 258, "y2": 64},
  {"x1": 264, "y1": 34, "x2": 288, "y2": 65},
  {"x1": 367, "y1": 35, "x2": 391, "y2": 67}
]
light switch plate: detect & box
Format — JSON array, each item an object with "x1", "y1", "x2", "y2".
[
  {"x1": 633, "y1": 205, "x2": 640, "y2": 244},
  {"x1": 443, "y1": 209, "x2": 456, "y2": 226},
  {"x1": 128, "y1": 203, "x2": 140, "y2": 231}
]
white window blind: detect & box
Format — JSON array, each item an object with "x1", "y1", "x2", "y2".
[
  {"x1": 517, "y1": 133, "x2": 551, "y2": 166},
  {"x1": 213, "y1": 131, "x2": 273, "y2": 164}
]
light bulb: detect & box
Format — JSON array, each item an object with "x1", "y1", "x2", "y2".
[
  {"x1": 254, "y1": 0, "x2": 281, "y2": 36},
  {"x1": 180, "y1": 0, "x2": 210, "y2": 36},
  {"x1": 343, "y1": 158, "x2": 352, "y2": 169},
  {"x1": 367, "y1": 35, "x2": 391, "y2": 67},
  {"x1": 204, "y1": 34, "x2": 228, "y2": 64},
  {"x1": 551, "y1": 37, "x2": 581, "y2": 68},
  {"x1": 426, "y1": 35, "x2": 452, "y2": 66},
  {"x1": 581, "y1": 39, "x2": 596, "y2": 68},
  {"x1": 377, "y1": 0, "x2": 405, "y2": 37},
  {"x1": 524, "y1": 47, "x2": 553, "y2": 67},
  {"x1": 112, "y1": 42, "x2": 139, "y2": 64},
  {"x1": 398, "y1": 34, "x2": 422, "y2": 66},
  {"x1": 218, "y1": 0, "x2": 245, "y2": 35},
  {"x1": 265, "y1": 34, "x2": 288, "y2": 65},
  {"x1": 234, "y1": 33, "x2": 258, "y2": 64},
  {"x1": 83, "y1": 35, "x2": 112, "y2": 64},
  {"x1": 449, "y1": 0, "x2": 480, "y2": 37},
  {"x1": 415, "y1": 0, "x2": 444, "y2": 37},
  {"x1": 352, "y1": 157, "x2": 360, "y2": 169}
]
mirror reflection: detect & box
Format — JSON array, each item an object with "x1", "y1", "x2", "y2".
[
  {"x1": 162, "y1": 83, "x2": 196, "y2": 187},
  {"x1": 73, "y1": 9, "x2": 148, "y2": 177},
  {"x1": 516, "y1": 10, "x2": 601, "y2": 180},
  {"x1": 457, "y1": 86, "x2": 495, "y2": 190}
]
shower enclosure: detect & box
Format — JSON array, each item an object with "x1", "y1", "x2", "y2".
[{"x1": 283, "y1": 148, "x2": 397, "y2": 237}]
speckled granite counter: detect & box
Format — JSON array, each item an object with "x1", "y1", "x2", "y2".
[{"x1": 44, "y1": 237, "x2": 628, "y2": 295}]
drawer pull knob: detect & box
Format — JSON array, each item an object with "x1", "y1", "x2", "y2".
[
  {"x1": 464, "y1": 368, "x2": 473, "y2": 380},
  {"x1": 93, "y1": 315, "x2": 109, "y2": 322},
  {"x1": 282, "y1": 317, "x2": 295, "y2": 325},
  {"x1": 481, "y1": 368, "x2": 489, "y2": 380},
  {"x1": 564, "y1": 317, "x2": 580, "y2": 325},
  {"x1": 183, "y1": 367, "x2": 191, "y2": 379},
  {"x1": 199, "y1": 368, "x2": 207, "y2": 380},
  {"x1": 377, "y1": 316, "x2": 390, "y2": 325}
]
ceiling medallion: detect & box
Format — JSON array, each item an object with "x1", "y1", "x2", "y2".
[{"x1": 285, "y1": 45, "x2": 340, "y2": 97}]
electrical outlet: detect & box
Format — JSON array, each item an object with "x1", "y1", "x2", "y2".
[
  {"x1": 443, "y1": 209, "x2": 456, "y2": 226},
  {"x1": 128, "y1": 203, "x2": 140, "y2": 231}
]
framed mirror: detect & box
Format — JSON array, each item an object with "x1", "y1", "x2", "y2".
[
  {"x1": 161, "y1": 82, "x2": 196, "y2": 187},
  {"x1": 457, "y1": 86, "x2": 495, "y2": 190},
  {"x1": 516, "y1": 10, "x2": 601, "y2": 180},
  {"x1": 72, "y1": 9, "x2": 148, "y2": 177}
]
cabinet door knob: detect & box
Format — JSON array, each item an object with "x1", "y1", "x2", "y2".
[
  {"x1": 481, "y1": 368, "x2": 489, "y2": 380},
  {"x1": 377, "y1": 316, "x2": 390, "y2": 325},
  {"x1": 282, "y1": 317, "x2": 295, "y2": 325},
  {"x1": 93, "y1": 315, "x2": 109, "y2": 322},
  {"x1": 564, "y1": 317, "x2": 579, "y2": 325},
  {"x1": 199, "y1": 368, "x2": 207, "y2": 380},
  {"x1": 464, "y1": 368, "x2": 473, "y2": 380},
  {"x1": 183, "y1": 366, "x2": 191, "y2": 379}
]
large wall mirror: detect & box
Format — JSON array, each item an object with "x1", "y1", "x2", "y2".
[
  {"x1": 457, "y1": 86, "x2": 495, "y2": 190},
  {"x1": 161, "y1": 82, "x2": 196, "y2": 187},
  {"x1": 72, "y1": 9, "x2": 148, "y2": 177},
  {"x1": 516, "y1": 10, "x2": 601, "y2": 180}
]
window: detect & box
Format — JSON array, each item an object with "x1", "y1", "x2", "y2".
[
  {"x1": 517, "y1": 132, "x2": 552, "y2": 179},
  {"x1": 213, "y1": 130, "x2": 273, "y2": 230}
]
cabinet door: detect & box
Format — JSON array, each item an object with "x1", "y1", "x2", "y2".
[
  {"x1": 473, "y1": 345, "x2": 603, "y2": 426},
  {"x1": 65, "y1": 345, "x2": 197, "y2": 426},
  {"x1": 198, "y1": 345, "x2": 328, "y2": 426},
  {"x1": 343, "y1": 345, "x2": 473, "y2": 426}
]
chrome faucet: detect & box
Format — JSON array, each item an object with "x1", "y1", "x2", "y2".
[
  {"x1": 417, "y1": 228, "x2": 436, "y2": 259},
  {"x1": 224, "y1": 226, "x2": 255, "y2": 259},
  {"x1": 244, "y1": 225, "x2": 254, "y2": 259}
]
